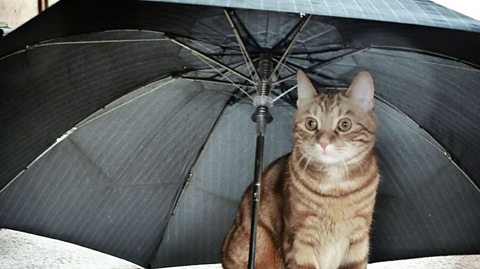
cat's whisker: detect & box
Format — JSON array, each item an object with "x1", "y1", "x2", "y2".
[
  {"x1": 353, "y1": 157, "x2": 367, "y2": 174},
  {"x1": 342, "y1": 159, "x2": 350, "y2": 180},
  {"x1": 295, "y1": 153, "x2": 308, "y2": 170},
  {"x1": 304, "y1": 156, "x2": 313, "y2": 170}
]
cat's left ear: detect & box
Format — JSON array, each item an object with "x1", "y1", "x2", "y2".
[{"x1": 346, "y1": 71, "x2": 375, "y2": 111}]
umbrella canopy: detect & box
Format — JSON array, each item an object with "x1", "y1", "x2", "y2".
[{"x1": 1, "y1": 0, "x2": 479, "y2": 268}]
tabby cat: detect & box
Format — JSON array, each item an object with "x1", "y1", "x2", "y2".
[{"x1": 221, "y1": 70, "x2": 379, "y2": 269}]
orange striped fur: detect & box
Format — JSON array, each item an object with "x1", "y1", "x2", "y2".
[{"x1": 222, "y1": 71, "x2": 379, "y2": 269}]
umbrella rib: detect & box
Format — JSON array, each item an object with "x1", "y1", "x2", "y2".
[
  {"x1": 269, "y1": 15, "x2": 311, "y2": 82},
  {"x1": 211, "y1": 57, "x2": 261, "y2": 80},
  {"x1": 270, "y1": 88, "x2": 297, "y2": 107},
  {"x1": 0, "y1": 76, "x2": 178, "y2": 195},
  {"x1": 288, "y1": 45, "x2": 345, "y2": 56},
  {"x1": 273, "y1": 48, "x2": 368, "y2": 85},
  {"x1": 275, "y1": 74, "x2": 296, "y2": 85},
  {"x1": 24, "y1": 38, "x2": 170, "y2": 47},
  {"x1": 375, "y1": 95, "x2": 480, "y2": 193},
  {"x1": 272, "y1": 57, "x2": 296, "y2": 73},
  {"x1": 185, "y1": 58, "x2": 252, "y2": 79},
  {"x1": 370, "y1": 45, "x2": 480, "y2": 69},
  {"x1": 306, "y1": 48, "x2": 369, "y2": 70},
  {"x1": 230, "y1": 9, "x2": 262, "y2": 49},
  {"x1": 168, "y1": 37, "x2": 255, "y2": 85},
  {"x1": 271, "y1": 16, "x2": 309, "y2": 51},
  {"x1": 280, "y1": 60, "x2": 345, "y2": 85},
  {"x1": 272, "y1": 84, "x2": 297, "y2": 103},
  {"x1": 192, "y1": 54, "x2": 255, "y2": 100},
  {"x1": 0, "y1": 38, "x2": 172, "y2": 62},
  {"x1": 148, "y1": 93, "x2": 236, "y2": 266},
  {"x1": 180, "y1": 76, "x2": 255, "y2": 88},
  {"x1": 272, "y1": 84, "x2": 350, "y2": 105},
  {"x1": 224, "y1": 9, "x2": 260, "y2": 82}
]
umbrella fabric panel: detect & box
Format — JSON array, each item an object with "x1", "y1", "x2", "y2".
[
  {"x1": 155, "y1": 0, "x2": 480, "y2": 32},
  {"x1": 2, "y1": 1, "x2": 480, "y2": 64},
  {"x1": 0, "y1": 30, "x2": 195, "y2": 191},
  {"x1": 371, "y1": 101, "x2": 480, "y2": 261},
  {"x1": 232, "y1": 10, "x2": 303, "y2": 49},
  {"x1": 0, "y1": 79, "x2": 231, "y2": 267},
  {"x1": 310, "y1": 17, "x2": 480, "y2": 66},
  {"x1": 152, "y1": 102, "x2": 294, "y2": 267},
  {"x1": 0, "y1": 1, "x2": 230, "y2": 57}
]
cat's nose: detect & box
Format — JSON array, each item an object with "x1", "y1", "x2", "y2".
[{"x1": 320, "y1": 141, "x2": 330, "y2": 150}]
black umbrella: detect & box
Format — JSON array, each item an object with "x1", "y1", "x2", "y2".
[{"x1": 0, "y1": 0, "x2": 479, "y2": 268}]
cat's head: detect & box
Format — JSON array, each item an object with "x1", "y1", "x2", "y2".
[{"x1": 293, "y1": 70, "x2": 376, "y2": 166}]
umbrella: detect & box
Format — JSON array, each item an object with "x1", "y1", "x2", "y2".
[{"x1": 1, "y1": 0, "x2": 479, "y2": 268}]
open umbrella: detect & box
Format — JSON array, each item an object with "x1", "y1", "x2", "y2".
[{"x1": 0, "y1": 0, "x2": 479, "y2": 268}]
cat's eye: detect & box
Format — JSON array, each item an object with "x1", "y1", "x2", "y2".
[
  {"x1": 337, "y1": 118, "x2": 352, "y2": 132},
  {"x1": 305, "y1": 117, "x2": 318, "y2": 131}
]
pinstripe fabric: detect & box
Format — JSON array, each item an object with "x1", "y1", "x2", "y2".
[
  {"x1": 0, "y1": 30, "x2": 198, "y2": 191},
  {"x1": 372, "y1": 102, "x2": 480, "y2": 261},
  {"x1": 154, "y1": 0, "x2": 480, "y2": 32},
  {"x1": 152, "y1": 102, "x2": 295, "y2": 267},
  {"x1": 0, "y1": 79, "x2": 231, "y2": 266}
]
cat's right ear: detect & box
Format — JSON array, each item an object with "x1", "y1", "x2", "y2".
[
  {"x1": 345, "y1": 71, "x2": 375, "y2": 111},
  {"x1": 297, "y1": 70, "x2": 316, "y2": 107}
]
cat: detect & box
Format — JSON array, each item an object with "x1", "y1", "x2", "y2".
[{"x1": 221, "y1": 70, "x2": 379, "y2": 269}]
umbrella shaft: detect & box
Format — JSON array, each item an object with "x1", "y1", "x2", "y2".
[{"x1": 248, "y1": 120, "x2": 265, "y2": 269}]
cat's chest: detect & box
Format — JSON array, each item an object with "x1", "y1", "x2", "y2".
[
  {"x1": 323, "y1": 166, "x2": 347, "y2": 179},
  {"x1": 294, "y1": 208, "x2": 352, "y2": 243},
  {"x1": 298, "y1": 168, "x2": 357, "y2": 198}
]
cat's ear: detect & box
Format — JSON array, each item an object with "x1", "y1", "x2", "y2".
[
  {"x1": 297, "y1": 70, "x2": 316, "y2": 107},
  {"x1": 346, "y1": 71, "x2": 374, "y2": 111}
]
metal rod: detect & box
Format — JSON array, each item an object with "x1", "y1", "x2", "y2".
[
  {"x1": 247, "y1": 56, "x2": 274, "y2": 269},
  {"x1": 272, "y1": 57, "x2": 297, "y2": 73},
  {"x1": 224, "y1": 9, "x2": 260, "y2": 82},
  {"x1": 248, "y1": 108, "x2": 270, "y2": 269},
  {"x1": 231, "y1": 9, "x2": 262, "y2": 49},
  {"x1": 374, "y1": 95, "x2": 480, "y2": 193},
  {"x1": 273, "y1": 48, "x2": 368, "y2": 86},
  {"x1": 369, "y1": 45, "x2": 480, "y2": 69},
  {"x1": 248, "y1": 120, "x2": 265, "y2": 269},
  {"x1": 212, "y1": 57, "x2": 261, "y2": 80},
  {"x1": 180, "y1": 76, "x2": 254, "y2": 88},
  {"x1": 29, "y1": 39, "x2": 170, "y2": 48},
  {"x1": 369, "y1": 46, "x2": 480, "y2": 71},
  {"x1": 272, "y1": 84, "x2": 297, "y2": 103},
  {"x1": 268, "y1": 15, "x2": 311, "y2": 82},
  {"x1": 169, "y1": 38, "x2": 255, "y2": 84},
  {"x1": 274, "y1": 74, "x2": 296, "y2": 85},
  {"x1": 308, "y1": 48, "x2": 368, "y2": 69},
  {"x1": 211, "y1": 60, "x2": 251, "y2": 79}
]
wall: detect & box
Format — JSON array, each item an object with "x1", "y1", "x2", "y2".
[{"x1": 0, "y1": 0, "x2": 59, "y2": 29}]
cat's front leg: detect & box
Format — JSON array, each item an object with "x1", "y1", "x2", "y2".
[
  {"x1": 282, "y1": 232, "x2": 319, "y2": 269},
  {"x1": 339, "y1": 236, "x2": 369, "y2": 269},
  {"x1": 284, "y1": 251, "x2": 319, "y2": 269}
]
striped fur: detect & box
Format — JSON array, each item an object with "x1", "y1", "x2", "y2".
[{"x1": 222, "y1": 71, "x2": 379, "y2": 269}]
